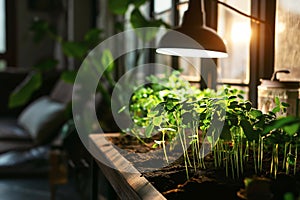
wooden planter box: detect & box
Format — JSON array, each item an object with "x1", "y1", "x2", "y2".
[{"x1": 89, "y1": 133, "x2": 166, "y2": 200}]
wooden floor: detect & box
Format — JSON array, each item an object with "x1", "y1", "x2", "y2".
[{"x1": 0, "y1": 176, "x2": 83, "y2": 200}]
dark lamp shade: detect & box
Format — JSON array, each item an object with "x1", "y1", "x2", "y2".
[{"x1": 156, "y1": 25, "x2": 228, "y2": 58}]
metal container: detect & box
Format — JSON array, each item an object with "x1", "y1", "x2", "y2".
[{"x1": 257, "y1": 70, "x2": 300, "y2": 117}]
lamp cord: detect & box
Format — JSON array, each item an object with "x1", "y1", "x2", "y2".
[
  {"x1": 155, "y1": 0, "x2": 266, "y2": 25},
  {"x1": 216, "y1": 1, "x2": 265, "y2": 24}
]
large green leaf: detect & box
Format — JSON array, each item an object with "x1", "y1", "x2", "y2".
[
  {"x1": 263, "y1": 116, "x2": 300, "y2": 135},
  {"x1": 62, "y1": 41, "x2": 88, "y2": 60},
  {"x1": 9, "y1": 72, "x2": 42, "y2": 108},
  {"x1": 145, "y1": 123, "x2": 154, "y2": 138},
  {"x1": 130, "y1": 0, "x2": 148, "y2": 7},
  {"x1": 84, "y1": 28, "x2": 103, "y2": 48},
  {"x1": 108, "y1": 0, "x2": 131, "y2": 15},
  {"x1": 61, "y1": 70, "x2": 77, "y2": 83},
  {"x1": 130, "y1": 8, "x2": 165, "y2": 42},
  {"x1": 220, "y1": 123, "x2": 232, "y2": 141},
  {"x1": 283, "y1": 123, "x2": 300, "y2": 136},
  {"x1": 101, "y1": 49, "x2": 114, "y2": 73},
  {"x1": 33, "y1": 58, "x2": 58, "y2": 71},
  {"x1": 153, "y1": 116, "x2": 163, "y2": 126},
  {"x1": 240, "y1": 119, "x2": 259, "y2": 141}
]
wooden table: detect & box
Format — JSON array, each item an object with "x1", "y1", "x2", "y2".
[{"x1": 89, "y1": 133, "x2": 166, "y2": 200}]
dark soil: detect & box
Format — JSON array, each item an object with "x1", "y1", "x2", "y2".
[{"x1": 109, "y1": 134, "x2": 300, "y2": 200}]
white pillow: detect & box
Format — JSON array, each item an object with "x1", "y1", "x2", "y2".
[{"x1": 18, "y1": 96, "x2": 66, "y2": 144}]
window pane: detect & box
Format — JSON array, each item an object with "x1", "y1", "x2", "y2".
[
  {"x1": 217, "y1": 0, "x2": 251, "y2": 84},
  {"x1": 154, "y1": 0, "x2": 173, "y2": 72},
  {"x1": 275, "y1": 0, "x2": 300, "y2": 81},
  {"x1": 0, "y1": 0, "x2": 6, "y2": 53},
  {"x1": 154, "y1": 0, "x2": 171, "y2": 13}
]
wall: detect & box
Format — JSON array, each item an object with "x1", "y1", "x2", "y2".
[
  {"x1": 16, "y1": 0, "x2": 55, "y2": 68},
  {"x1": 15, "y1": 0, "x2": 94, "y2": 69}
]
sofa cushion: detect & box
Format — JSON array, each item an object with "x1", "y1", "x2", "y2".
[
  {"x1": 0, "y1": 140, "x2": 34, "y2": 154},
  {"x1": 17, "y1": 96, "x2": 66, "y2": 144},
  {"x1": 0, "y1": 119, "x2": 31, "y2": 140}
]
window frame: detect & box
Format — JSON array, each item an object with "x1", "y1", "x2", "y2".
[
  {"x1": 248, "y1": 0, "x2": 276, "y2": 107},
  {"x1": 215, "y1": 0, "x2": 276, "y2": 107}
]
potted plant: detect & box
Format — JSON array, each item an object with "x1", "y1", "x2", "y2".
[{"x1": 113, "y1": 70, "x2": 300, "y2": 199}]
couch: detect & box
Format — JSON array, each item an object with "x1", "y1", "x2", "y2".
[{"x1": 0, "y1": 69, "x2": 73, "y2": 176}]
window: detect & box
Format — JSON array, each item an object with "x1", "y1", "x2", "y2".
[
  {"x1": 154, "y1": 0, "x2": 171, "y2": 14},
  {"x1": 0, "y1": 0, "x2": 16, "y2": 69},
  {"x1": 0, "y1": 0, "x2": 6, "y2": 70},
  {"x1": 217, "y1": 0, "x2": 251, "y2": 84},
  {"x1": 217, "y1": 0, "x2": 251, "y2": 99},
  {"x1": 0, "y1": 0, "x2": 5, "y2": 53},
  {"x1": 153, "y1": 0, "x2": 173, "y2": 76},
  {"x1": 275, "y1": 0, "x2": 300, "y2": 81}
]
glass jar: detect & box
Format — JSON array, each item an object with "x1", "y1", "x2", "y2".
[{"x1": 257, "y1": 70, "x2": 300, "y2": 117}]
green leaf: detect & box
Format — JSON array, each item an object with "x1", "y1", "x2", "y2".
[
  {"x1": 61, "y1": 71, "x2": 77, "y2": 83},
  {"x1": 182, "y1": 112, "x2": 193, "y2": 125},
  {"x1": 145, "y1": 123, "x2": 154, "y2": 138},
  {"x1": 9, "y1": 72, "x2": 42, "y2": 108},
  {"x1": 101, "y1": 49, "x2": 114, "y2": 73},
  {"x1": 33, "y1": 59, "x2": 58, "y2": 71},
  {"x1": 272, "y1": 106, "x2": 281, "y2": 113},
  {"x1": 249, "y1": 109, "x2": 263, "y2": 118},
  {"x1": 240, "y1": 119, "x2": 259, "y2": 141},
  {"x1": 152, "y1": 143, "x2": 159, "y2": 148},
  {"x1": 148, "y1": 110, "x2": 159, "y2": 117},
  {"x1": 228, "y1": 101, "x2": 238, "y2": 108},
  {"x1": 130, "y1": 8, "x2": 164, "y2": 42},
  {"x1": 84, "y1": 28, "x2": 103, "y2": 48},
  {"x1": 283, "y1": 123, "x2": 300, "y2": 135},
  {"x1": 244, "y1": 102, "x2": 252, "y2": 111},
  {"x1": 62, "y1": 41, "x2": 88, "y2": 60},
  {"x1": 275, "y1": 96, "x2": 280, "y2": 106},
  {"x1": 262, "y1": 116, "x2": 300, "y2": 134},
  {"x1": 114, "y1": 21, "x2": 124, "y2": 32},
  {"x1": 287, "y1": 154, "x2": 296, "y2": 165},
  {"x1": 108, "y1": 0, "x2": 130, "y2": 15},
  {"x1": 153, "y1": 116, "x2": 163, "y2": 126},
  {"x1": 237, "y1": 94, "x2": 244, "y2": 99},
  {"x1": 130, "y1": 8, "x2": 148, "y2": 28},
  {"x1": 206, "y1": 136, "x2": 213, "y2": 144},
  {"x1": 220, "y1": 123, "x2": 232, "y2": 141},
  {"x1": 118, "y1": 106, "x2": 126, "y2": 113},
  {"x1": 281, "y1": 102, "x2": 290, "y2": 108},
  {"x1": 254, "y1": 115, "x2": 265, "y2": 129},
  {"x1": 130, "y1": 0, "x2": 148, "y2": 7}
]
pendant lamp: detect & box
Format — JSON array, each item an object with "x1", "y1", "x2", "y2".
[{"x1": 156, "y1": 0, "x2": 228, "y2": 58}]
